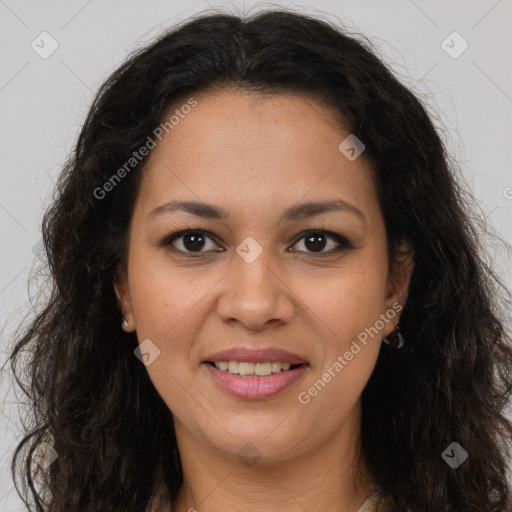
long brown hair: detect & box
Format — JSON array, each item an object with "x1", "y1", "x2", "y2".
[{"x1": 6, "y1": 8, "x2": 512, "y2": 511}]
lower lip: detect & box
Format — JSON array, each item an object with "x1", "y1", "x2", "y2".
[{"x1": 202, "y1": 363, "x2": 309, "y2": 399}]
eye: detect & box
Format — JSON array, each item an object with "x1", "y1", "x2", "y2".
[
  {"x1": 162, "y1": 229, "x2": 222, "y2": 255},
  {"x1": 162, "y1": 228, "x2": 353, "y2": 257},
  {"x1": 290, "y1": 230, "x2": 353, "y2": 255}
]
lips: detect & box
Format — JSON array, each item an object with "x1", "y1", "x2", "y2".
[
  {"x1": 202, "y1": 362, "x2": 309, "y2": 399},
  {"x1": 202, "y1": 347, "x2": 308, "y2": 365},
  {"x1": 201, "y1": 346, "x2": 309, "y2": 399}
]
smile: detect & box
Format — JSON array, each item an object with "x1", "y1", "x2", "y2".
[
  {"x1": 209, "y1": 361, "x2": 302, "y2": 376},
  {"x1": 202, "y1": 361, "x2": 309, "y2": 399}
]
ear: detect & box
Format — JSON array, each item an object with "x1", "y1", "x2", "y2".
[
  {"x1": 382, "y1": 240, "x2": 414, "y2": 338},
  {"x1": 114, "y1": 267, "x2": 136, "y2": 332}
]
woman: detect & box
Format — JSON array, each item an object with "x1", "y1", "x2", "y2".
[{"x1": 6, "y1": 8, "x2": 512, "y2": 512}]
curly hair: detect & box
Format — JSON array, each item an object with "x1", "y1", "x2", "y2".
[{"x1": 5, "y1": 7, "x2": 512, "y2": 512}]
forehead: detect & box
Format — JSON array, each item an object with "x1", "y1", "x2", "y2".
[{"x1": 135, "y1": 89, "x2": 377, "y2": 220}]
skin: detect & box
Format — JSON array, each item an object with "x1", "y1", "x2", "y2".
[{"x1": 115, "y1": 89, "x2": 414, "y2": 512}]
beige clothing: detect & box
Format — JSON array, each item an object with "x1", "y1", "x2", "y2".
[{"x1": 357, "y1": 484, "x2": 396, "y2": 512}]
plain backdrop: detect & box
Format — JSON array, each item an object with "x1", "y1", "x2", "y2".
[{"x1": 1, "y1": 1, "x2": 511, "y2": 509}]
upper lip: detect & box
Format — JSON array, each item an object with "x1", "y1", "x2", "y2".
[{"x1": 203, "y1": 347, "x2": 308, "y2": 365}]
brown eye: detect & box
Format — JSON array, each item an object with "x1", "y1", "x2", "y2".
[
  {"x1": 163, "y1": 230, "x2": 222, "y2": 255},
  {"x1": 162, "y1": 228, "x2": 352, "y2": 257},
  {"x1": 291, "y1": 230, "x2": 353, "y2": 255}
]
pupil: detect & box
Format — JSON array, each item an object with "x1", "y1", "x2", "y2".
[
  {"x1": 182, "y1": 232, "x2": 327, "y2": 253},
  {"x1": 184, "y1": 233, "x2": 205, "y2": 251},
  {"x1": 305, "y1": 232, "x2": 326, "y2": 252}
]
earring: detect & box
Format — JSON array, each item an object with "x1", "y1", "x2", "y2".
[
  {"x1": 122, "y1": 318, "x2": 129, "y2": 330},
  {"x1": 382, "y1": 324, "x2": 405, "y2": 349}
]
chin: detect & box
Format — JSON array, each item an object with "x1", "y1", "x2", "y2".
[{"x1": 206, "y1": 427, "x2": 302, "y2": 461}]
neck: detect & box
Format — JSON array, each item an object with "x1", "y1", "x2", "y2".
[{"x1": 170, "y1": 403, "x2": 374, "y2": 512}]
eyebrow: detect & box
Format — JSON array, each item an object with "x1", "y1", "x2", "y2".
[{"x1": 148, "y1": 198, "x2": 365, "y2": 223}]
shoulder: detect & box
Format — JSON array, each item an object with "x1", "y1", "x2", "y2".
[
  {"x1": 146, "y1": 483, "x2": 171, "y2": 512},
  {"x1": 357, "y1": 484, "x2": 398, "y2": 512}
]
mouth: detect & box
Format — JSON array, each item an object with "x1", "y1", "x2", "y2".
[
  {"x1": 204, "y1": 360, "x2": 308, "y2": 377},
  {"x1": 201, "y1": 360, "x2": 310, "y2": 399},
  {"x1": 200, "y1": 347, "x2": 310, "y2": 398}
]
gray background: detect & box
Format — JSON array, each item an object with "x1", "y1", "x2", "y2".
[{"x1": 1, "y1": 0, "x2": 511, "y2": 509}]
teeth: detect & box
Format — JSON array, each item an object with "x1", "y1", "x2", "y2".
[
  {"x1": 238, "y1": 362, "x2": 254, "y2": 375},
  {"x1": 213, "y1": 361, "x2": 295, "y2": 376},
  {"x1": 271, "y1": 362, "x2": 282, "y2": 373}
]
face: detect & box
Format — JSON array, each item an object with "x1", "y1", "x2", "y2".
[{"x1": 115, "y1": 89, "x2": 413, "y2": 462}]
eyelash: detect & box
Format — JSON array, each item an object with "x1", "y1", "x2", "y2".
[{"x1": 161, "y1": 228, "x2": 354, "y2": 257}]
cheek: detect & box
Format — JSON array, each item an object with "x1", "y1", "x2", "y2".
[
  {"x1": 126, "y1": 261, "x2": 221, "y2": 399},
  {"x1": 298, "y1": 262, "x2": 388, "y2": 349},
  {"x1": 295, "y1": 270, "x2": 385, "y2": 427},
  {"x1": 127, "y1": 268, "x2": 205, "y2": 417},
  {"x1": 129, "y1": 260, "x2": 211, "y2": 340}
]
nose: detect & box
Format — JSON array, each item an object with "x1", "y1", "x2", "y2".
[{"x1": 216, "y1": 247, "x2": 295, "y2": 331}]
